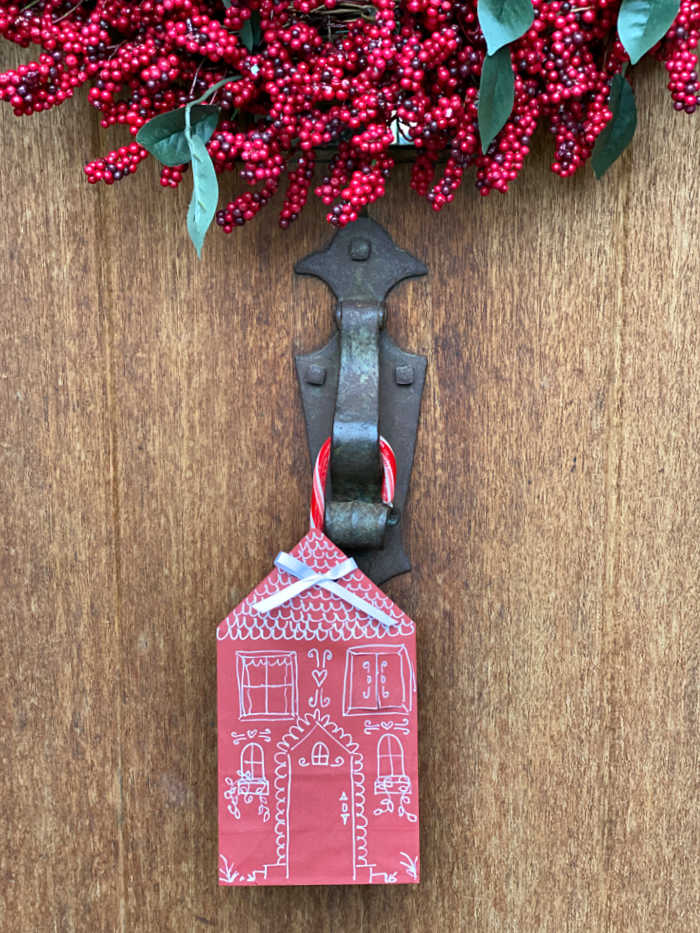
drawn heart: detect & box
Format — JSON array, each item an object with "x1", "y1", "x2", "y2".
[{"x1": 312, "y1": 669, "x2": 327, "y2": 688}]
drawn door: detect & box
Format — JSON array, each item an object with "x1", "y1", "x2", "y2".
[{"x1": 287, "y1": 736, "x2": 355, "y2": 882}]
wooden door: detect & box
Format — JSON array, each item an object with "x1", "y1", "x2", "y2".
[{"x1": 1, "y1": 35, "x2": 698, "y2": 931}]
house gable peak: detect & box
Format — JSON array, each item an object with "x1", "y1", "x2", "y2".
[{"x1": 217, "y1": 530, "x2": 415, "y2": 642}]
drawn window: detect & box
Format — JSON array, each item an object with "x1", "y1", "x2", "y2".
[
  {"x1": 236, "y1": 651, "x2": 298, "y2": 720},
  {"x1": 343, "y1": 645, "x2": 413, "y2": 714},
  {"x1": 377, "y1": 734, "x2": 406, "y2": 779},
  {"x1": 311, "y1": 741, "x2": 330, "y2": 766},
  {"x1": 240, "y1": 742, "x2": 265, "y2": 780}
]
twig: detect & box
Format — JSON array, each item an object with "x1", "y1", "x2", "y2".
[
  {"x1": 190, "y1": 58, "x2": 205, "y2": 97},
  {"x1": 53, "y1": 0, "x2": 84, "y2": 23}
]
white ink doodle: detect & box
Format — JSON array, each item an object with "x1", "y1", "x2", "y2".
[
  {"x1": 236, "y1": 651, "x2": 298, "y2": 721},
  {"x1": 307, "y1": 647, "x2": 333, "y2": 709},
  {"x1": 342, "y1": 645, "x2": 415, "y2": 715},
  {"x1": 399, "y1": 852, "x2": 419, "y2": 881},
  {"x1": 218, "y1": 855, "x2": 239, "y2": 884},
  {"x1": 372, "y1": 734, "x2": 417, "y2": 823},
  {"x1": 230, "y1": 728, "x2": 272, "y2": 745},
  {"x1": 216, "y1": 530, "x2": 420, "y2": 885},
  {"x1": 363, "y1": 718, "x2": 410, "y2": 736},
  {"x1": 224, "y1": 741, "x2": 271, "y2": 822},
  {"x1": 298, "y1": 739, "x2": 345, "y2": 768}
]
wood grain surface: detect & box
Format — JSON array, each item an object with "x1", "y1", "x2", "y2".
[{"x1": 0, "y1": 44, "x2": 698, "y2": 931}]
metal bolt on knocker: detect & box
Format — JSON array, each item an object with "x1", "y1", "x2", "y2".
[{"x1": 295, "y1": 215, "x2": 427, "y2": 584}]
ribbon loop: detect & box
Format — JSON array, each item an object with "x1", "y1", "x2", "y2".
[{"x1": 252, "y1": 551, "x2": 398, "y2": 630}]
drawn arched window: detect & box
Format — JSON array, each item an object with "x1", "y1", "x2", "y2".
[
  {"x1": 311, "y1": 741, "x2": 329, "y2": 766},
  {"x1": 240, "y1": 742, "x2": 265, "y2": 781},
  {"x1": 227, "y1": 740, "x2": 270, "y2": 816},
  {"x1": 377, "y1": 734, "x2": 406, "y2": 779}
]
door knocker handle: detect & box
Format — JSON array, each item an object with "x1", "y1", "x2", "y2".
[{"x1": 295, "y1": 215, "x2": 427, "y2": 584}]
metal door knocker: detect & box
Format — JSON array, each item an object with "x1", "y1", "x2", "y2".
[{"x1": 295, "y1": 216, "x2": 427, "y2": 584}]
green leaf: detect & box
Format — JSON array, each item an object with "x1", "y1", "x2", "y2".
[
  {"x1": 238, "y1": 11, "x2": 262, "y2": 52},
  {"x1": 478, "y1": 46, "x2": 515, "y2": 154},
  {"x1": 618, "y1": 0, "x2": 681, "y2": 64},
  {"x1": 477, "y1": 0, "x2": 534, "y2": 54},
  {"x1": 186, "y1": 134, "x2": 219, "y2": 257},
  {"x1": 136, "y1": 104, "x2": 220, "y2": 166},
  {"x1": 592, "y1": 73, "x2": 638, "y2": 178},
  {"x1": 222, "y1": 0, "x2": 231, "y2": 7}
]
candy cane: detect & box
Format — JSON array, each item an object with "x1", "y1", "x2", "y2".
[{"x1": 310, "y1": 436, "x2": 397, "y2": 531}]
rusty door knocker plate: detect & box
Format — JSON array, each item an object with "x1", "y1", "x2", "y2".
[{"x1": 295, "y1": 216, "x2": 427, "y2": 584}]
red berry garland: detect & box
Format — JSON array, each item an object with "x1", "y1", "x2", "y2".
[{"x1": 0, "y1": 0, "x2": 698, "y2": 240}]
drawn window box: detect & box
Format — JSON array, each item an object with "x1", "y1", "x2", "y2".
[
  {"x1": 236, "y1": 651, "x2": 298, "y2": 720},
  {"x1": 224, "y1": 740, "x2": 271, "y2": 824},
  {"x1": 233, "y1": 741, "x2": 270, "y2": 798},
  {"x1": 374, "y1": 734, "x2": 411, "y2": 796},
  {"x1": 343, "y1": 645, "x2": 414, "y2": 715}
]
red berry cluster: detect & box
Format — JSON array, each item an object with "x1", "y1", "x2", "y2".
[{"x1": 0, "y1": 0, "x2": 698, "y2": 231}]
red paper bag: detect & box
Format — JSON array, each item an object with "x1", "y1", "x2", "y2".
[{"x1": 217, "y1": 529, "x2": 420, "y2": 886}]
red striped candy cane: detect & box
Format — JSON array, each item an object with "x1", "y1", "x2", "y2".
[
  {"x1": 310, "y1": 436, "x2": 397, "y2": 530},
  {"x1": 379, "y1": 436, "x2": 396, "y2": 505}
]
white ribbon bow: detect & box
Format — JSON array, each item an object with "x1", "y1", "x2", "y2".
[{"x1": 251, "y1": 551, "x2": 398, "y2": 630}]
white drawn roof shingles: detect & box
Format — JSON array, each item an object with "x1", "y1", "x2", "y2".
[{"x1": 217, "y1": 529, "x2": 415, "y2": 642}]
